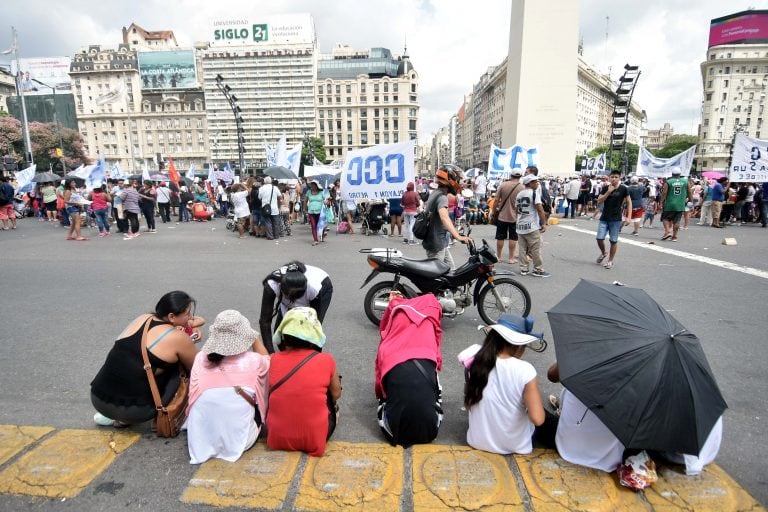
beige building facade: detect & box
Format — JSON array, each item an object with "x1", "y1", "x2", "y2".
[{"x1": 315, "y1": 45, "x2": 419, "y2": 161}]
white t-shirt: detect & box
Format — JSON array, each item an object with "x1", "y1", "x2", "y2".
[
  {"x1": 267, "y1": 264, "x2": 329, "y2": 316},
  {"x1": 566, "y1": 179, "x2": 581, "y2": 200},
  {"x1": 746, "y1": 185, "x2": 756, "y2": 202},
  {"x1": 515, "y1": 188, "x2": 542, "y2": 235},
  {"x1": 258, "y1": 184, "x2": 280, "y2": 213},
  {"x1": 474, "y1": 174, "x2": 487, "y2": 196},
  {"x1": 661, "y1": 416, "x2": 722, "y2": 475},
  {"x1": 217, "y1": 184, "x2": 228, "y2": 203},
  {"x1": 156, "y1": 186, "x2": 171, "y2": 204},
  {"x1": 555, "y1": 389, "x2": 624, "y2": 472},
  {"x1": 466, "y1": 357, "x2": 537, "y2": 454},
  {"x1": 231, "y1": 190, "x2": 250, "y2": 219}
]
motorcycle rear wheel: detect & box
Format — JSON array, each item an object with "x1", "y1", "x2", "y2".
[
  {"x1": 364, "y1": 281, "x2": 414, "y2": 326},
  {"x1": 477, "y1": 277, "x2": 531, "y2": 324}
]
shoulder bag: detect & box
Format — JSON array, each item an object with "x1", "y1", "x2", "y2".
[
  {"x1": 140, "y1": 318, "x2": 189, "y2": 438},
  {"x1": 261, "y1": 186, "x2": 275, "y2": 217},
  {"x1": 490, "y1": 183, "x2": 519, "y2": 225}
]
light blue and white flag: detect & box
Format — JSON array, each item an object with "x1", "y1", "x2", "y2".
[
  {"x1": 220, "y1": 162, "x2": 234, "y2": 183},
  {"x1": 265, "y1": 143, "x2": 277, "y2": 167},
  {"x1": 110, "y1": 162, "x2": 124, "y2": 180},
  {"x1": 208, "y1": 165, "x2": 219, "y2": 189},
  {"x1": 71, "y1": 164, "x2": 90, "y2": 180},
  {"x1": 87, "y1": 158, "x2": 106, "y2": 189},
  {"x1": 284, "y1": 142, "x2": 302, "y2": 174},
  {"x1": 14, "y1": 164, "x2": 36, "y2": 191},
  {"x1": 729, "y1": 133, "x2": 768, "y2": 182},
  {"x1": 340, "y1": 140, "x2": 415, "y2": 202},
  {"x1": 274, "y1": 133, "x2": 287, "y2": 166},
  {"x1": 186, "y1": 163, "x2": 196, "y2": 179},
  {"x1": 636, "y1": 146, "x2": 696, "y2": 178},
  {"x1": 142, "y1": 161, "x2": 151, "y2": 182},
  {"x1": 487, "y1": 143, "x2": 539, "y2": 182}
]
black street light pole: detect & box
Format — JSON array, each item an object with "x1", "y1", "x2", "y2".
[{"x1": 215, "y1": 74, "x2": 245, "y2": 174}]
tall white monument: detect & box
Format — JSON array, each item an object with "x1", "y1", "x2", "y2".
[{"x1": 502, "y1": 0, "x2": 579, "y2": 176}]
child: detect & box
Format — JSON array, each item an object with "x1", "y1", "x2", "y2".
[
  {"x1": 642, "y1": 197, "x2": 657, "y2": 228},
  {"x1": 478, "y1": 198, "x2": 490, "y2": 224}
]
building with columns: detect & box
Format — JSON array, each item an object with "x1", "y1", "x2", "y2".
[{"x1": 315, "y1": 44, "x2": 419, "y2": 161}]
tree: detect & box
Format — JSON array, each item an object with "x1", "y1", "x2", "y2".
[
  {"x1": 0, "y1": 118, "x2": 89, "y2": 171},
  {"x1": 587, "y1": 143, "x2": 640, "y2": 174},
  {"x1": 653, "y1": 135, "x2": 698, "y2": 158},
  {"x1": 301, "y1": 136, "x2": 326, "y2": 165}
]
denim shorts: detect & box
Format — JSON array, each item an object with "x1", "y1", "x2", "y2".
[
  {"x1": 66, "y1": 206, "x2": 82, "y2": 216},
  {"x1": 596, "y1": 220, "x2": 621, "y2": 243}
]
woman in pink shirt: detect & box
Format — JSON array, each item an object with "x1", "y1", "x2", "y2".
[
  {"x1": 400, "y1": 182, "x2": 421, "y2": 244},
  {"x1": 88, "y1": 185, "x2": 112, "y2": 237}
]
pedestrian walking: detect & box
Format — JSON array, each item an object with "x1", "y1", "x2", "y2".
[{"x1": 595, "y1": 170, "x2": 631, "y2": 269}]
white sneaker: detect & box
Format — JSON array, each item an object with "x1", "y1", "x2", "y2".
[
  {"x1": 93, "y1": 412, "x2": 115, "y2": 426},
  {"x1": 603, "y1": 260, "x2": 614, "y2": 269}
]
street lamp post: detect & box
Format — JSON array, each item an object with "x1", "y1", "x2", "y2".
[
  {"x1": 214, "y1": 74, "x2": 245, "y2": 173},
  {"x1": 8, "y1": 27, "x2": 33, "y2": 165}
]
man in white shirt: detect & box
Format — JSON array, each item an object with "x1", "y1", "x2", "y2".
[
  {"x1": 258, "y1": 176, "x2": 281, "y2": 240},
  {"x1": 473, "y1": 171, "x2": 488, "y2": 199},
  {"x1": 156, "y1": 182, "x2": 171, "y2": 223},
  {"x1": 565, "y1": 176, "x2": 581, "y2": 218},
  {"x1": 515, "y1": 175, "x2": 549, "y2": 277}
]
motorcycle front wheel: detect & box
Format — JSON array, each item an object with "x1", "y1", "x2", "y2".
[
  {"x1": 363, "y1": 281, "x2": 413, "y2": 326},
  {"x1": 477, "y1": 277, "x2": 531, "y2": 324}
]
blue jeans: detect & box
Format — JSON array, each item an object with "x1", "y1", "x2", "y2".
[
  {"x1": 178, "y1": 202, "x2": 190, "y2": 222},
  {"x1": 760, "y1": 202, "x2": 768, "y2": 227},
  {"x1": 93, "y1": 208, "x2": 110, "y2": 232},
  {"x1": 596, "y1": 220, "x2": 621, "y2": 243}
]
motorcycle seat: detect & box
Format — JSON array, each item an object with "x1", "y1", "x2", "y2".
[{"x1": 398, "y1": 257, "x2": 451, "y2": 278}]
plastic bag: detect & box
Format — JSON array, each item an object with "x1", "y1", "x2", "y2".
[{"x1": 617, "y1": 451, "x2": 658, "y2": 490}]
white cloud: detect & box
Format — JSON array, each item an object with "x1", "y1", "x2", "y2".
[{"x1": 0, "y1": 0, "x2": 760, "y2": 141}]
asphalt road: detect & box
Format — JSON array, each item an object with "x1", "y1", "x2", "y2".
[{"x1": 0, "y1": 214, "x2": 765, "y2": 509}]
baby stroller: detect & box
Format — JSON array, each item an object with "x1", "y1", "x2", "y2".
[
  {"x1": 225, "y1": 210, "x2": 236, "y2": 231},
  {"x1": 360, "y1": 200, "x2": 388, "y2": 236}
]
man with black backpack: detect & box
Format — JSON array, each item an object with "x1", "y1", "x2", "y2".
[
  {"x1": 421, "y1": 165, "x2": 472, "y2": 268},
  {"x1": 0, "y1": 176, "x2": 17, "y2": 231}
]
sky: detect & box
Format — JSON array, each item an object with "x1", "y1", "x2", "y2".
[{"x1": 0, "y1": 0, "x2": 760, "y2": 142}]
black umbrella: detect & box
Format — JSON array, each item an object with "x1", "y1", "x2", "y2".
[
  {"x1": 32, "y1": 171, "x2": 61, "y2": 183},
  {"x1": 547, "y1": 279, "x2": 727, "y2": 455},
  {"x1": 309, "y1": 172, "x2": 341, "y2": 187},
  {"x1": 264, "y1": 166, "x2": 298, "y2": 180}
]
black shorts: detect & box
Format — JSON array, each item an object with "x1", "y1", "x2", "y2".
[
  {"x1": 495, "y1": 220, "x2": 518, "y2": 241},
  {"x1": 661, "y1": 211, "x2": 683, "y2": 224},
  {"x1": 45, "y1": 200, "x2": 58, "y2": 212},
  {"x1": 578, "y1": 192, "x2": 589, "y2": 205}
]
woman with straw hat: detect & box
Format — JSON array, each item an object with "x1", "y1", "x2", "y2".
[{"x1": 186, "y1": 310, "x2": 270, "y2": 464}]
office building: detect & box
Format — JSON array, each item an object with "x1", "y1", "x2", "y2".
[
  {"x1": 698, "y1": 10, "x2": 768, "y2": 172},
  {"x1": 315, "y1": 44, "x2": 419, "y2": 160},
  {"x1": 202, "y1": 14, "x2": 316, "y2": 168}
]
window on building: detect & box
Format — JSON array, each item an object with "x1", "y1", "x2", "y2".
[
  {"x1": 707, "y1": 80, "x2": 712, "y2": 88},
  {"x1": 705, "y1": 93, "x2": 712, "y2": 101},
  {"x1": 409, "y1": 120, "x2": 417, "y2": 130},
  {"x1": 384, "y1": 108, "x2": 389, "y2": 116},
  {"x1": 361, "y1": 109, "x2": 367, "y2": 118},
  {"x1": 347, "y1": 109, "x2": 352, "y2": 117},
  {"x1": 346, "y1": 97, "x2": 351, "y2": 104},
  {"x1": 703, "y1": 119, "x2": 709, "y2": 126},
  {"x1": 374, "y1": 96, "x2": 379, "y2": 103},
  {"x1": 319, "y1": 110, "x2": 325, "y2": 118},
  {"x1": 374, "y1": 108, "x2": 380, "y2": 117},
  {"x1": 335, "y1": 84, "x2": 340, "y2": 94},
  {"x1": 326, "y1": 84, "x2": 331, "y2": 94},
  {"x1": 384, "y1": 133, "x2": 389, "y2": 143},
  {"x1": 346, "y1": 84, "x2": 351, "y2": 94},
  {"x1": 410, "y1": 95, "x2": 417, "y2": 102},
  {"x1": 347, "y1": 134, "x2": 352, "y2": 145},
  {"x1": 384, "y1": 120, "x2": 389, "y2": 130},
  {"x1": 317, "y1": 85, "x2": 322, "y2": 95},
  {"x1": 375, "y1": 133, "x2": 380, "y2": 144},
  {"x1": 375, "y1": 120, "x2": 380, "y2": 130},
  {"x1": 724, "y1": 79, "x2": 729, "y2": 87},
  {"x1": 329, "y1": 148, "x2": 334, "y2": 156},
  {"x1": 336, "y1": 120, "x2": 341, "y2": 130},
  {"x1": 360, "y1": 95, "x2": 367, "y2": 103},
  {"x1": 374, "y1": 83, "x2": 379, "y2": 93},
  {"x1": 722, "y1": 93, "x2": 727, "y2": 101},
  {"x1": 336, "y1": 109, "x2": 341, "y2": 118},
  {"x1": 347, "y1": 120, "x2": 352, "y2": 131},
  {"x1": 708, "y1": 68, "x2": 714, "y2": 76},
  {"x1": 393, "y1": 108, "x2": 398, "y2": 116},
  {"x1": 409, "y1": 132, "x2": 417, "y2": 140},
  {"x1": 361, "y1": 133, "x2": 368, "y2": 144},
  {"x1": 393, "y1": 83, "x2": 398, "y2": 92},
  {"x1": 318, "y1": 97, "x2": 323, "y2": 104},
  {"x1": 360, "y1": 83, "x2": 366, "y2": 93},
  {"x1": 384, "y1": 83, "x2": 388, "y2": 93},
  {"x1": 319, "y1": 121, "x2": 325, "y2": 131},
  {"x1": 724, "y1": 66, "x2": 730, "y2": 74},
  {"x1": 393, "y1": 119, "x2": 398, "y2": 130},
  {"x1": 361, "y1": 119, "x2": 367, "y2": 131}
]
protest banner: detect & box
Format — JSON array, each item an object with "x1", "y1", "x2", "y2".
[{"x1": 340, "y1": 140, "x2": 415, "y2": 201}]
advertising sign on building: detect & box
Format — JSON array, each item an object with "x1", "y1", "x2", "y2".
[
  {"x1": 138, "y1": 50, "x2": 197, "y2": 90},
  {"x1": 210, "y1": 13, "x2": 314, "y2": 47},
  {"x1": 709, "y1": 10, "x2": 768, "y2": 48},
  {"x1": 11, "y1": 57, "x2": 71, "y2": 95}
]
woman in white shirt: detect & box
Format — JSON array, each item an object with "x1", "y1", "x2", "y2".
[
  {"x1": 464, "y1": 316, "x2": 548, "y2": 454},
  {"x1": 229, "y1": 183, "x2": 251, "y2": 238}
]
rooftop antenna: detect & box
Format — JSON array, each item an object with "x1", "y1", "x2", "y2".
[{"x1": 403, "y1": 34, "x2": 408, "y2": 58}]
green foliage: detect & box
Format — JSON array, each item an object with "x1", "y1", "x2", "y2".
[
  {"x1": 0, "y1": 118, "x2": 89, "y2": 171},
  {"x1": 653, "y1": 135, "x2": 698, "y2": 158},
  {"x1": 585, "y1": 143, "x2": 640, "y2": 173},
  {"x1": 302, "y1": 136, "x2": 326, "y2": 165}
]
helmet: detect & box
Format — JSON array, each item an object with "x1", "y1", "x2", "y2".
[{"x1": 435, "y1": 164, "x2": 463, "y2": 194}]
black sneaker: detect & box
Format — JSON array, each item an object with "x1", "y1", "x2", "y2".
[{"x1": 532, "y1": 270, "x2": 551, "y2": 278}]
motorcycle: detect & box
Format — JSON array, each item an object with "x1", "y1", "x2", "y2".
[{"x1": 360, "y1": 238, "x2": 531, "y2": 326}]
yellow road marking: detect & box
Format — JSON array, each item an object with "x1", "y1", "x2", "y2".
[
  {"x1": 294, "y1": 441, "x2": 403, "y2": 511},
  {"x1": 515, "y1": 449, "x2": 646, "y2": 511},
  {"x1": 412, "y1": 444, "x2": 524, "y2": 511},
  {"x1": 0, "y1": 425, "x2": 53, "y2": 465},
  {"x1": 182, "y1": 443, "x2": 301, "y2": 510},
  {"x1": 0, "y1": 429, "x2": 138, "y2": 498},
  {"x1": 645, "y1": 464, "x2": 765, "y2": 511}
]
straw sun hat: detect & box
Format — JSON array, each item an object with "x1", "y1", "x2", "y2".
[{"x1": 202, "y1": 310, "x2": 258, "y2": 356}]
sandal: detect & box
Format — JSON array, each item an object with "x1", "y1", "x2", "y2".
[
  {"x1": 549, "y1": 394, "x2": 561, "y2": 416},
  {"x1": 75, "y1": 237, "x2": 89, "y2": 241},
  {"x1": 66, "y1": 236, "x2": 75, "y2": 240},
  {"x1": 661, "y1": 234, "x2": 672, "y2": 240}
]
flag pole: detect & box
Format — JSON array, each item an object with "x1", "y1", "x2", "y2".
[{"x1": 10, "y1": 27, "x2": 34, "y2": 165}]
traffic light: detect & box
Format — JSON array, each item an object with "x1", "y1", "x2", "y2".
[{"x1": 2, "y1": 156, "x2": 18, "y2": 172}]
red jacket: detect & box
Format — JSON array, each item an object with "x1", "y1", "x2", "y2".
[{"x1": 375, "y1": 294, "x2": 443, "y2": 399}]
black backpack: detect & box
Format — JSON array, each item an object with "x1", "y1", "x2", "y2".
[{"x1": 0, "y1": 185, "x2": 12, "y2": 206}]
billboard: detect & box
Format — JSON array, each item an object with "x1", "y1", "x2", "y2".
[
  {"x1": 137, "y1": 50, "x2": 197, "y2": 90},
  {"x1": 210, "y1": 13, "x2": 314, "y2": 47},
  {"x1": 709, "y1": 10, "x2": 768, "y2": 48},
  {"x1": 10, "y1": 57, "x2": 71, "y2": 96}
]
